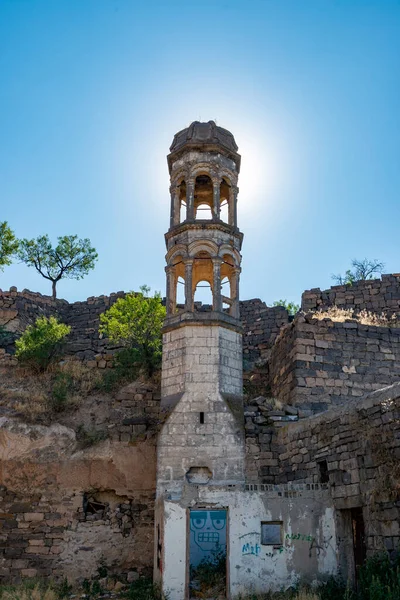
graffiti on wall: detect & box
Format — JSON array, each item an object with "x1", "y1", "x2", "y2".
[
  {"x1": 189, "y1": 510, "x2": 227, "y2": 568},
  {"x1": 237, "y1": 530, "x2": 334, "y2": 561},
  {"x1": 239, "y1": 532, "x2": 261, "y2": 557},
  {"x1": 242, "y1": 542, "x2": 261, "y2": 556}
]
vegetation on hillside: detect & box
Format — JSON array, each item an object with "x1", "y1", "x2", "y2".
[
  {"x1": 15, "y1": 316, "x2": 71, "y2": 372},
  {"x1": 0, "y1": 360, "x2": 101, "y2": 423},
  {"x1": 0, "y1": 552, "x2": 399, "y2": 600}
]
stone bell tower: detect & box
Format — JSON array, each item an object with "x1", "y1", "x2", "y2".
[{"x1": 155, "y1": 121, "x2": 245, "y2": 599}]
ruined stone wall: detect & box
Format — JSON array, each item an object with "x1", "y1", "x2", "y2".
[
  {"x1": 240, "y1": 299, "x2": 289, "y2": 367},
  {"x1": 245, "y1": 384, "x2": 400, "y2": 557},
  {"x1": 302, "y1": 274, "x2": 400, "y2": 315},
  {"x1": 0, "y1": 382, "x2": 160, "y2": 584},
  {"x1": 276, "y1": 385, "x2": 400, "y2": 557},
  {"x1": 0, "y1": 288, "x2": 126, "y2": 365},
  {"x1": 1, "y1": 289, "x2": 287, "y2": 368},
  {"x1": 269, "y1": 314, "x2": 400, "y2": 412}
]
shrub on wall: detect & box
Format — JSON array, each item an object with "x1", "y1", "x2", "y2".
[
  {"x1": 99, "y1": 286, "x2": 166, "y2": 378},
  {"x1": 15, "y1": 316, "x2": 71, "y2": 372}
]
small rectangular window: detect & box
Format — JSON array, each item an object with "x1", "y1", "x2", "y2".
[
  {"x1": 199, "y1": 412, "x2": 205, "y2": 424},
  {"x1": 261, "y1": 522, "x2": 283, "y2": 546},
  {"x1": 318, "y1": 460, "x2": 329, "y2": 484}
]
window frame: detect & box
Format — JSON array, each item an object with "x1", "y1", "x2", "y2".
[{"x1": 260, "y1": 521, "x2": 283, "y2": 547}]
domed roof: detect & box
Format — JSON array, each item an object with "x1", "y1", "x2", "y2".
[{"x1": 168, "y1": 121, "x2": 240, "y2": 170}]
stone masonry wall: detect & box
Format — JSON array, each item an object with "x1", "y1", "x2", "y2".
[
  {"x1": 159, "y1": 325, "x2": 244, "y2": 490},
  {"x1": 240, "y1": 299, "x2": 289, "y2": 367},
  {"x1": 244, "y1": 384, "x2": 400, "y2": 557},
  {"x1": 0, "y1": 288, "x2": 126, "y2": 365},
  {"x1": 0, "y1": 381, "x2": 161, "y2": 584},
  {"x1": 0, "y1": 289, "x2": 287, "y2": 368},
  {"x1": 302, "y1": 274, "x2": 400, "y2": 315},
  {"x1": 269, "y1": 314, "x2": 400, "y2": 413},
  {"x1": 276, "y1": 385, "x2": 400, "y2": 557}
]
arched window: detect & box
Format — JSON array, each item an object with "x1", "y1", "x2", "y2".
[
  {"x1": 221, "y1": 276, "x2": 231, "y2": 311},
  {"x1": 220, "y1": 253, "x2": 237, "y2": 316},
  {"x1": 194, "y1": 280, "x2": 213, "y2": 307},
  {"x1": 180, "y1": 200, "x2": 187, "y2": 223},
  {"x1": 196, "y1": 203, "x2": 213, "y2": 219},
  {"x1": 194, "y1": 175, "x2": 213, "y2": 220},
  {"x1": 166, "y1": 254, "x2": 185, "y2": 315},
  {"x1": 176, "y1": 276, "x2": 185, "y2": 308},
  {"x1": 220, "y1": 179, "x2": 230, "y2": 223},
  {"x1": 192, "y1": 250, "x2": 214, "y2": 309},
  {"x1": 179, "y1": 180, "x2": 187, "y2": 223}
]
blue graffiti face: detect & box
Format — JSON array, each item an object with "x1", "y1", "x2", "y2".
[{"x1": 190, "y1": 510, "x2": 227, "y2": 553}]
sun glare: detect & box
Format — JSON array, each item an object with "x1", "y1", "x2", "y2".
[{"x1": 236, "y1": 131, "x2": 282, "y2": 222}]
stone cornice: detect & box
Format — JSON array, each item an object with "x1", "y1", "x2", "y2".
[
  {"x1": 162, "y1": 310, "x2": 243, "y2": 334},
  {"x1": 165, "y1": 221, "x2": 243, "y2": 244}
]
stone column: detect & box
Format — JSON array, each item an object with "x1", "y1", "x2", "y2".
[
  {"x1": 165, "y1": 266, "x2": 175, "y2": 316},
  {"x1": 228, "y1": 186, "x2": 236, "y2": 227},
  {"x1": 212, "y1": 258, "x2": 223, "y2": 312},
  {"x1": 170, "y1": 186, "x2": 181, "y2": 227},
  {"x1": 231, "y1": 267, "x2": 241, "y2": 318},
  {"x1": 213, "y1": 180, "x2": 220, "y2": 220},
  {"x1": 169, "y1": 186, "x2": 175, "y2": 229},
  {"x1": 174, "y1": 187, "x2": 181, "y2": 226},
  {"x1": 233, "y1": 186, "x2": 238, "y2": 228},
  {"x1": 186, "y1": 179, "x2": 195, "y2": 221},
  {"x1": 184, "y1": 259, "x2": 194, "y2": 312}
]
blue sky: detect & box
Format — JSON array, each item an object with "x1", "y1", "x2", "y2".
[{"x1": 1, "y1": 0, "x2": 399, "y2": 305}]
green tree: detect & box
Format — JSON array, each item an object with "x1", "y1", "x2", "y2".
[
  {"x1": 0, "y1": 221, "x2": 19, "y2": 271},
  {"x1": 18, "y1": 234, "x2": 98, "y2": 299},
  {"x1": 272, "y1": 299, "x2": 300, "y2": 316},
  {"x1": 15, "y1": 316, "x2": 71, "y2": 372},
  {"x1": 332, "y1": 258, "x2": 385, "y2": 285},
  {"x1": 99, "y1": 286, "x2": 166, "y2": 378}
]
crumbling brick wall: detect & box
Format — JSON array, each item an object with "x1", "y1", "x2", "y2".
[
  {"x1": 244, "y1": 384, "x2": 400, "y2": 557},
  {"x1": 302, "y1": 274, "x2": 400, "y2": 315},
  {"x1": 275, "y1": 385, "x2": 400, "y2": 556},
  {"x1": 1, "y1": 288, "x2": 289, "y2": 368},
  {"x1": 0, "y1": 382, "x2": 160, "y2": 584},
  {"x1": 240, "y1": 299, "x2": 289, "y2": 367},
  {"x1": 269, "y1": 314, "x2": 400, "y2": 412},
  {"x1": 0, "y1": 288, "x2": 126, "y2": 364}
]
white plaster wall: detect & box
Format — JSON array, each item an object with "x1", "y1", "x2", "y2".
[
  {"x1": 197, "y1": 489, "x2": 339, "y2": 595},
  {"x1": 316, "y1": 507, "x2": 337, "y2": 576},
  {"x1": 160, "y1": 489, "x2": 339, "y2": 599},
  {"x1": 162, "y1": 502, "x2": 187, "y2": 600}
]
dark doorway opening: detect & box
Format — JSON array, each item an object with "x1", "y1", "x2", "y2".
[
  {"x1": 352, "y1": 507, "x2": 367, "y2": 584},
  {"x1": 189, "y1": 509, "x2": 227, "y2": 599}
]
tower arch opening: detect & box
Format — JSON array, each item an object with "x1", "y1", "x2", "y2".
[
  {"x1": 195, "y1": 204, "x2": 213, "y2": 220},
  {"x1": 178, "y1": 180, "x2": 187, "y2": 223},
  {"x1": 194, "y1": 280, "x2": 213, "y2": 307},
  {"x1": 166, "y1": 253, "x2": 185, "y2": 315},
  {"x1": 220, "y1": 178, "x2": 231, "y2": 223},
  {"x1": 221, "y1": 253, "x2": 239, "y2": 317},
  {"x1": 194, "y1": 175, "x2": 213, "y2": 220},
  {"x1": 221, "y1": 276, "x2": 231, "y2": 311},
  {"x1": 192, "y1": 250, "x2": 214, "y2": 309},
  {"x1": 176, "y1": 275, "x2": 185, "y2": 308}
]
